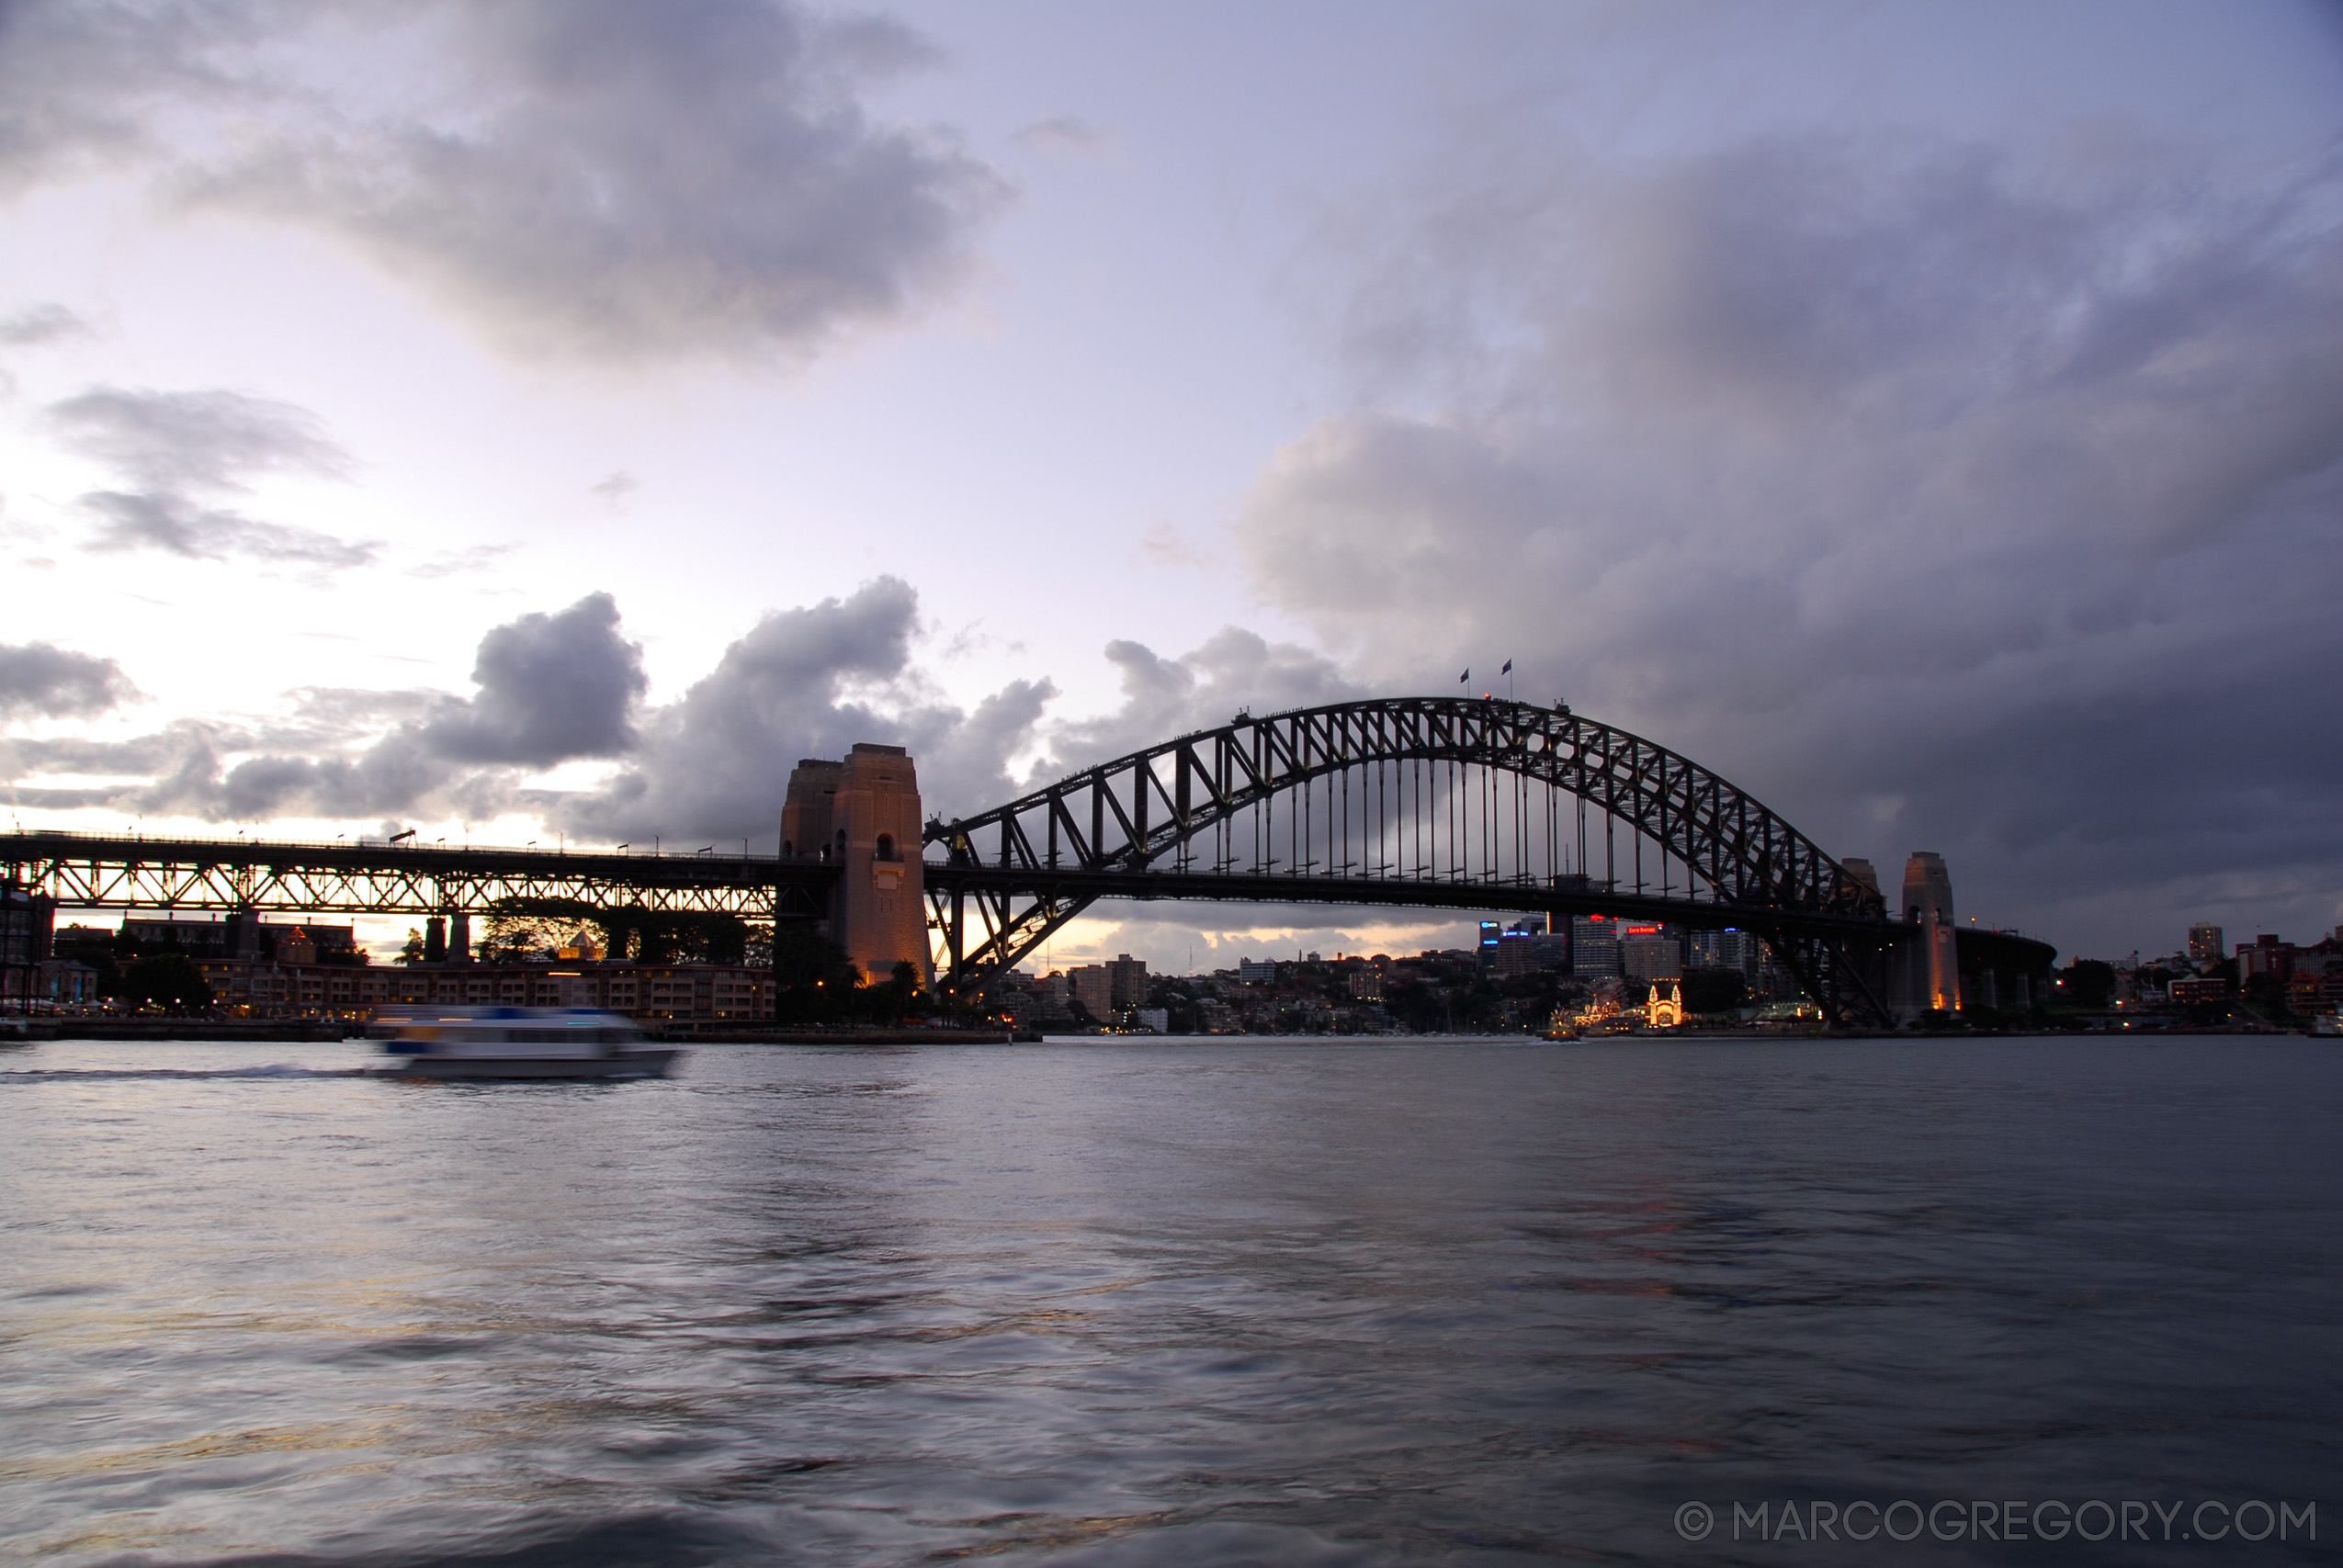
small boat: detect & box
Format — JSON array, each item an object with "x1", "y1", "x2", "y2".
[{"x1": 374, "y1": 1006, "x2": 680, "y2": 1080}]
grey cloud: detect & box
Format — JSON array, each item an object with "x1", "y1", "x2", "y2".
[
  {"x1": 209, "y1": 728, "x2": 452, "y2": 821},
  {"x1": 546, "y1": 601, "x2": 1356, "y2": 847},
  {"x1": 4, "y1": 581, "x2": 1055, "y2": 838},
  {"x1": 50, "y1": 386, "x2": 346, "y2": 491},
  {"x1": 1013, "y1": 116, "x2": 1115, "y2": 157},
  {"x1": 421, "y1": 592, "x2": 647, "y2": 765},
  {"x1": 409, "y1": 542, "x2": 518, "y2": 580},
  {"x1": 279, "y1": 685, "x2": 448, "y2": 736},
  {"x1": 196, "y1": 592, "x2": 651, "y2": 814},
  {"x1": 1247, "y1": 134, "x2": 2343, "y2": 955},
  {"x1": 10, "y1": 593, "x2": 650, "y2": 822},
  {"x1": 1038, "y1": 627, "x2": 1364, "y2": 778},
  {"x1": 80, "y1": 490, "x2": 378, "y2": 567},
  {"x1": 161, "y1": 0, "x2": 1006, "y2": 364},
  {"x1": 559, "y1": 576, "x2": 1005, "y2": 842},
  {"x1": 0, "y1": 640, "x2": 136, "y2": 720},
  {"x1": 0, "y1": 0, "x2": 258, "y2": 196},
  {"x1": 0, "y1": 301, "x2": 91, "y2": 345},
  {"x1": 49, "y1": 385, "x2": 377, "y2": 566}
]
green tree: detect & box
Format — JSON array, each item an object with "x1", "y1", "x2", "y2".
[
  {"x1": 772, "y1": 927, "x2": 863, "y2": 1023},
  {"x1": 882, "y1": 959, "x2": 922, "y2": 1021},
  {"x1": 2054, "y1": 960, "x2": 2116, "y2": 1009},
  {"x1": 1681, "y1": 970, "x2": 1748, "y2": 1016},
  {"x1": 122, "y1": 953, "x2": 212, "y2": 1014}
]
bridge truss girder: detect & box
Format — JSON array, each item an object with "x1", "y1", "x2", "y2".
[
  {"x1": 925, "y1": 697, "x2": 1895, "y2": 1025},
  {"x1": 3, "y1": 832, "x2": 833, "y2": 921}
]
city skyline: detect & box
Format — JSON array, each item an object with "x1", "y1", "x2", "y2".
[{"x1": 4, "y1": 1, "x2": 2341, "y2": 971}]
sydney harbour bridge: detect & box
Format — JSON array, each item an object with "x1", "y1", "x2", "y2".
[{"x1": 4, "y1": 697, "x2": 2035, "y2": 1027}]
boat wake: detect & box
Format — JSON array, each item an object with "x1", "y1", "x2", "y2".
[{"x1": 0, "y1": 1066, "x2": 372, "y2": 1082}]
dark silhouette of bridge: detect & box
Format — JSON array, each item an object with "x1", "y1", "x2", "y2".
[
  {"x1": 922, "y1": 697, "x2": 1901, "y2": 1022},
  {"x1": 6, "y1": 697, "x2": 2039, "y2": 1026}
]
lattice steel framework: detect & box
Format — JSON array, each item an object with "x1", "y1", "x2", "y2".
[
  {"x1": 2, "y1": 832, "x2": 833, "y2": 920},
  {"x1": 925, "y1": 697, "x2": 1896, "y2": 1023}
]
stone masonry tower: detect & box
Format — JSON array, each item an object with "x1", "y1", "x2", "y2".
[
  {"x1": 1899, "y1": 851, "x2": 1962, "y2": 1017},
  {"x1": 782, "y1": 744, "x2": 929, "y2": 985}
]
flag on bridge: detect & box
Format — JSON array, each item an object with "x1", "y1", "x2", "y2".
[
  {"x1": 1459, "y1": 668, "x2": 1469, "y2": 683},
  {"x1": 1501, "y1": 660, "x2": 1512, "y2": 675}
]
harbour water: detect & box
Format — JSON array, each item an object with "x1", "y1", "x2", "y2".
[{"x1": 2, "y1": 1036, "x2": 2335, "y2": 1564}]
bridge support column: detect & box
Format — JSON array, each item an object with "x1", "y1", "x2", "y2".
[{"x1": 785, "y1": 744, "x2": 930, "y2": 987}]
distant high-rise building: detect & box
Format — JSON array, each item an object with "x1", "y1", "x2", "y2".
[
  {"x1": 2187, "y1": 924, "x2": 2225, "y2": 964},
  {"x1": 1619, "y1": 923, "x2": 1683, "y2": 981},
  {"x1": 1105, "y1": 953, "x2": 1149, "y2": 1010},
  {"x1": 1687, "y1": 928, "x2": 1760, "y2": 977},
  {"x1": 1901, "y1": 852, "x2": 1961, "y2": 1014},
  {"x1": 1236, "y1": 959, "x2": 1278, "y2": 986},
  {"x1": 1570, "y1": 915, "x2": 1620, "y2": 977},
  {"x1": 1067, "y1": 964, "x2": 1115, "y2": 1019},
  {"x1": 1491, "y1": 918, "x2": 1561, "y2": 976}
]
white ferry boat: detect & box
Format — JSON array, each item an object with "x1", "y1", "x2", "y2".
[{"x1": 375, "y1": 1006, "x2": 680, "y2": 1080}]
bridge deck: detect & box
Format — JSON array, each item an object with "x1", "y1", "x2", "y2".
[{"x1": 4, "y1": 830, "x2": 835, "y2": 918}]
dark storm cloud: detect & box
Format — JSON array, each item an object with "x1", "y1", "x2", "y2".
[
  {"x1": 1245, "y1": 136, "x2": 2343, "y2": 953},
  {"x1": 0, "y1": 0, "x2": 258, "y2": 196},
  {"x1": 48, "y1": 385, "x2": 379, "y2": 566},
  {"x1": 0, "y1": 640, "x2": 135, "y2": 720},
  {"x1": 1, "y1": 3, "x2": 1002, "y2": 365},
  {"x1": 183, "y1": 0, "x2": 998, "y2": 364}
]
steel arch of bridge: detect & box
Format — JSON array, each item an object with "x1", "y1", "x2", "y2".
[{"x1": 924, "y1": 696, "x2": 1895, "y2": 1023}]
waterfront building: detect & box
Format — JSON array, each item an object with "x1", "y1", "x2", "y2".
[
  {"x1": 187, "y1": 955, "x2": 775, "y2": 1022},
  {"x1": 2188, "y1": 923, "x2": 2225, "y2": 964},
  {"x1": 1, "y1": 883, "x2": 51, "y2": 1009},
  {"x1": 2168, "y1": 976, "x2": 2227, "y2": 1007}
]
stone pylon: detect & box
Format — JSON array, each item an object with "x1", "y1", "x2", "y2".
[{"x1": 783, "y1": 744, "x2": 930, "y2": 985}]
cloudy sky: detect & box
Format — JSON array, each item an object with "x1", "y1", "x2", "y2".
[{"x1": 3, "y1": 0, "x2": 2340, "y2": 968}]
